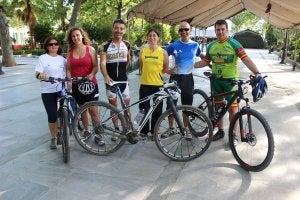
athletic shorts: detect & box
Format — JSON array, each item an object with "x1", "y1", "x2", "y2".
[
  {"x1": 72, "y1": 83, "x2": 99, "y2": 105},
  {"x1": 106, "y1": 81, "x2": 130, "y2": 99},
  {"x1": 211, "y1": 78, "x2": 237, "y2": 106},
  {"x1": 169, "y1": 73, "x2": 194, "y2": 105}
]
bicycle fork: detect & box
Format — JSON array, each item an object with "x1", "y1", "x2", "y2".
[
  {"x1": 167, "y1": 98, "x2": 187, "y2": 136},
  {"x1": 238, "y1": 109, "x2": 254, "y2": 143}
]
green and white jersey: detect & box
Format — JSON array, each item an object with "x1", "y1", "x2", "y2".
[{"x1": 204, "y1": 37, "x2": 248, "y2": 79}]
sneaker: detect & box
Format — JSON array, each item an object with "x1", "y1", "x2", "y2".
[
  {"x1": 50, "y1": 138, "x2": 57, "y2": 149},
  {"x1": 136, "y1": 133, "x2": 147, "y2": 140},
  {"x1": 82, "y1": 130, "x2": 91, "y2": 141},
  {"x1": 233, "y1": 137, "x2": 238, "y2": 147},
  {"x1": 111, "y1": 127, "x2": 119, "y2": 142},
  {"x1": 57, "y1": 133, "x2": 62, "y2": 145},
  {"x1": 94, "y1": 134, "x2": 105, "y2": 146},
  {"x1": 212, "y1": 129, "x2": 225, "y2": 141},
  {"x1": 184, "y1": 129, "x2": 193, "y2": 141},
  {"x1": 161, "y1": 128, "x2": 175, "y2": 139}
]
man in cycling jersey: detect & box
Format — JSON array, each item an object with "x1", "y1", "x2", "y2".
[
  {"x1": 194, "y1": 19, "x2": 261, "y2": 143},
  {"x1": 99, "y1": 18, "x2": 131, "y2": 141},
  {"x1": 163, "y1": 21, "x2": 201, "y2": 139}
]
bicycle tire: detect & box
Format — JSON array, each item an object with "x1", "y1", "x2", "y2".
[
  {"x1": 61, "y1": 108, "x2": 70, "y2": 163},
  {"x1": 191, "y1": 89, "x2": 211, "y2": 136},
  {"x1": 154, "y1": 105, "x2": 213, "y2": 162},
  {"x1": 228, "y1": 108, "x2": 274, "y2": 172},
  {"x1": 193, "y1": 89, "x2": 210, "y2": 116},
  {"x1": 73, "y1": 101, "x2": 127, "y2": 155}
]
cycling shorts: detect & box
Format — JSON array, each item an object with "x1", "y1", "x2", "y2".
[
  {"x1": 211, "y1": 78, "x2": 238, "y2": 106},
  {"x1": 106, "y1": 82, "x2": 130, "y2": 99}
]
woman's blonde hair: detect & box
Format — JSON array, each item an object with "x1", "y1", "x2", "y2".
[{"x1": 65, "y1": 26, "x2": 91, "y2": 50}]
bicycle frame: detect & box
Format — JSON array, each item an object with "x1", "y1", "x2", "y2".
[
  {"x1": 204, "y1": 75, "x2": 252, "y2": 142},
  {"x1": 106, "y1": 82, "x2": 185, "y2": 135}
]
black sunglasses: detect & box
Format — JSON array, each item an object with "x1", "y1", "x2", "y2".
[
  {"x1": 48, "y1": 43, "x2": 59, "y2": 47},
  {"x1": 179, "y1": 28, "x2": 190, "y2": 32}
]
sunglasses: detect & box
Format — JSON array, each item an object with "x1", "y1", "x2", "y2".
[
  {"x1": 179, "y1": 28, "x2": 190, "y2": 32},
  {"x1": 47, "y1": 43, "x2": 59, "y2": 47}
]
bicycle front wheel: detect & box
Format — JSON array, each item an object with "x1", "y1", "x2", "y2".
[
  {"x1": 60, "y1": 107, "x2": 70, "y2": 163},
  {"x1": 73, "y1": 101, "x2": 127, "y2": 155},
  {"x1": 154, "y1": 105, "x2": 213, "y2": 162},
  {"x1": 229, "y1": 108, "x2": 274, "y2": 172}
]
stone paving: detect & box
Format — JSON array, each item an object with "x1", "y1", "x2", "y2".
[{"x1": 0, "y1": 50, "x2": 300, "y2": 200}]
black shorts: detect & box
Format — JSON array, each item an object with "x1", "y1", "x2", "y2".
[
  {"x1": 169, "y1": 73, "x2": 194, "y2": 105},
  {"x1": 72, "y1": 83, "x2": 99, "y2": 105}
]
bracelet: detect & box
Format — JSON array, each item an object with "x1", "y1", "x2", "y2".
[{"x1": 36, "y1": 73, "x2": 40, "y2": 79}]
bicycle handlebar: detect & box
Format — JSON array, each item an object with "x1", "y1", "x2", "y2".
[
  {"x1": 203, "y1": 71, "x2": 267, "y2": 87},
  {"x1": 41, "y1": 76, "x2": 88, "y2": 83}
]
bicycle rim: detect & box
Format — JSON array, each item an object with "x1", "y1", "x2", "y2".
[
  {"x1": 154, "y1": 105, "x2": 213, "y2": 162},
  {"x1": 229, "y1": 108, "x2": 274, "y2": 172},
  {"x1": 73, "y1": 101, "x2": 127, "y2": 155},
  {"x1": 193, "y1": 89, "x2": 210, "y2": 116},
  {"x1": 62, "y1": 108, "x2": 70, "y2": 163}
]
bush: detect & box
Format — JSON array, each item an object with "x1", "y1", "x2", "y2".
[{"x1": 13, "y1": 48, "x2": 45, "y2": 56}]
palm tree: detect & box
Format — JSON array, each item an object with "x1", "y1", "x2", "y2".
[
  {"x1": 0, "y1": 6, "x2": 17, "y2": 67},
  {"x1": 14, "y1": 0, "x2": 37, "y2": 49}
]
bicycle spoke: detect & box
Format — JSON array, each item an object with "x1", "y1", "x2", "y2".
[{"x1": 154, "y1": 105, "x2": 213, "y2": 161}]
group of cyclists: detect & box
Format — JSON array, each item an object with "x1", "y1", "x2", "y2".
[{"x1": 35, "y1": 18, "x2": 263, "y2": 150}]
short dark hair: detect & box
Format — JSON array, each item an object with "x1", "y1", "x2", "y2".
[
  {"x1": 113, "y1": 18, "x2": 127, "y2": 27},
  {"x1": 215, "y1": 19, "x2": 228, "y2": 29},
  {"x1": 43, "y1": 36, "x2": 62, "y2": 55}
]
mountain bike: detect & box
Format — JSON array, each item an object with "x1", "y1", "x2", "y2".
[
  {"x1": 72, "y1": 81, "x2": 213, "y2": 162},
  {"x1": 193, "y1": 71, "x2": 274, "y2": 171},
  {"x1": 43, "y1": 77, "x2": 85, "y2": 163}
]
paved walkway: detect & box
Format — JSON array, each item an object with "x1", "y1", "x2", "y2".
[{"x1": 0, "y1": 50, "x2": 300, "y2": 200}]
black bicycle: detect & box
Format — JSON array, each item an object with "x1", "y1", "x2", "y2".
[
  {"x1": 72, "y1": 81, "x2": 213, "y2": 161},
  {"x1": 43, "y1": 77, "x2": 85, "y2": 163},
  {"x1": 193, "y1": 72, "x2": 274, "y2": 171}
]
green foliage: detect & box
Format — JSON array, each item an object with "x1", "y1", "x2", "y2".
[
  {"x1": 13, "y1": 48, "x2": 44, "y2": 55},
  {"x1": 34, "y1": 23, "x2": 54, "y2": 44},
  {"x1": 170, "y1": 25, "x2": 179, "y2": 42},
  {"x1": 230, "y1": 11, "x2": 260, "y2": 33}
]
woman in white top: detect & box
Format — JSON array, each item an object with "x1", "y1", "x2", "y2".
[{"x1": 35, "y1": 36, "x2": 66, "y2": 149}]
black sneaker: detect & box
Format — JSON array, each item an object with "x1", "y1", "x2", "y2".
[{"x1": 212, "y1": 129, "x2": 225, "y2": 141}]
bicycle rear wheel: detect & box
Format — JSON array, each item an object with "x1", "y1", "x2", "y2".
[
  {"x1": 73, "y1": 101, "x2": 127, "y2": 155},
  {"x1": 59, "y1": 108, "x2": 70, "y2": 163},
  {"x1": 229, "y1": 108, "x2": 274, "y2": 172},
  {"x1": 154, "y1": 105, "x2": 213, "y2": 161},
  {"x1": 193, "y1": 89, "x2": 210, "y2": 116}
]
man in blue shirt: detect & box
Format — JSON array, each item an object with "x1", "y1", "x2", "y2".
[{"x1": 163, "y1": 21, "x2": 201, "y2": 139}]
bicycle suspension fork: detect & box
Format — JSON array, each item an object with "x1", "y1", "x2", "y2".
[{"x1": 167, "y1": 97, "x2": 185, "y2": 134}]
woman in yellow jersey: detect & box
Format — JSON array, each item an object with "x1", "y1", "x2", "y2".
[{"x1": 138, "y1": 28, "x2": 173, "y2": 138}]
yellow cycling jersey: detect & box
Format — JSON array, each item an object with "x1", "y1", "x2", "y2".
[{"x1": 140, "y1": 47, "x2": 165, "y2": 86}]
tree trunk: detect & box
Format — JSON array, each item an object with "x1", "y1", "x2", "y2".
[
  {"x1": 69, "y1": 0, "x2": 82, "y2": 28},
  {"x1": 0, "y1": 11, "x2": 16, "y2": 67}
]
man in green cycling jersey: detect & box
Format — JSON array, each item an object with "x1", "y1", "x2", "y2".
[{"x1": 194, "y1": 19, "x2": 261, "y2": 143}]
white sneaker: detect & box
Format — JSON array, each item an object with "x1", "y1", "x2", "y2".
[{"x1": 161, "y1": 128, "x2": 175, "y2": 139}]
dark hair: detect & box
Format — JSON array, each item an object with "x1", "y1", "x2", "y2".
[
  {"x1": 147, "y1": 28, "x2": 160, "y2": 37},
  {"x1": 43, "y1": 36, "x2": 62, "y2": 55},
  {"x1": 113, "y1": 18, "x2": 127, "y2": 27},
  {"x1": 214, "y1": 19, "x2": 228, "y2": 29},
  {"x1": 65, "y1": 26, "x2": 91, "y2": 50}
]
